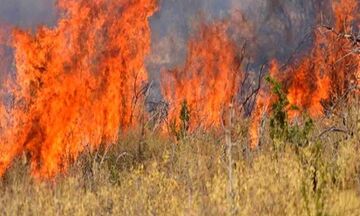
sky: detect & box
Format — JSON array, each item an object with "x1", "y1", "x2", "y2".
[
  {"x1": 0, "y1": 0, "x2": 325, "y2": 67},
  {"x1": 0, "y1": 0, "x2": 328, "y2": 101},
  {"x1": 0, "y1": 0, "x2": 57, "y2": 28}
]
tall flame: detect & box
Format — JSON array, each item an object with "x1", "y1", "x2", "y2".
[
  {"x1": 285, "y1": 0, "x2": 359, "y2": 119},
  {"x1": 0, "y1": 0, "x2": 358, "y2": 178},
  {"x1": 0, "y1": 0, "x2": 157, "y2": 178},
  {"x1": 250, "y1": 0, "x2": 359, "y2": 148},
  {"x1": 161, "y1": 22, "x2": 243, "y2": 130}
]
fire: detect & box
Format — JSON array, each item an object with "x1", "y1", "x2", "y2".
[
  {"x1": 286, "y1": 0, "x2": 359, "y2": 119},
  {"x1": 0, "y1": 0, "x2": 358, "y2": 178},
  {"x1": 248, "y1": 89, "x2": 270, "y2": 149},
  {"x1": 249, "y1": 61, "x2": 279, "y2": 148},
  {"x1": 250, "y1": 0, "x2": 359, "y2": 148},
  {"x1": 0, "y1": 0, "x2": 157, "y2": 178},
  {"x1": 161, "y1": 22, "x2": 243, "y2": 131}
]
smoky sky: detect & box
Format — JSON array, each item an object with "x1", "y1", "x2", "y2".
[
  {"x1": 0, "y1": 0, "x2": 330, "y2": 102},
  {"x1": 146, "y1": 0, "x2": 329, "y2": 102},
  {"x1": 0, "y1": 0, "x2": 57, "y2": 28},
  {"x1": 0, "y1": 0, "x2": 327, "y2": 62},
  {"x1": 147, "y1": 0, "x2": 328, "y2": 72},
  {"x1": 0, "y1": 0, "x2": 328, "y2": 66}
]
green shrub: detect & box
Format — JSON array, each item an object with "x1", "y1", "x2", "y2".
[
  {"x1": 266, "y1": 76, "x2": 314, "y2": 149},
  {"x1": 170, "y1": 100, "x2": 191, "y2": 140}
]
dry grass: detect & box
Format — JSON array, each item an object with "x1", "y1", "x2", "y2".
[{"x1": 0, "y1": 104, "x2": 360, "y2": 216}]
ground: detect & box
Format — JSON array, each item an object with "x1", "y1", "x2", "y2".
[{"x1": 1, "y1": 103, "x2": 360, "y2": 216}]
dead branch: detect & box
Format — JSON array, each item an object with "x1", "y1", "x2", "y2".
[
  {"x1": 280, "y1": 30, "x2": 314, "y2": 70},
  {"x1": 115, "y1": 152, "x2": 134, "y2": 163},
  {"x1": 317, "y1": 126, "x2": 351, "y2": 139},
  {"x1": 321, "y1": 25, "x2": 360, "y2": 46},
  {"x1": 239, "y1": 64, "x2": 266, "y2": 112},
  {"x1": 323, "y1": 84, "x2": 359, "y2": 119}
]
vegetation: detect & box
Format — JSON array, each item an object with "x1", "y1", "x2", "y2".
[
  {"x1": 266, "y1": 76, "x2": 314, "y2": 150},
  {"x1": 0, "y1": 92, "x2": 359, "y2": 216}
]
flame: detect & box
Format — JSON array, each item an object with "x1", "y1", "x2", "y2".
[
  {"x1": 285, "y1": 0, "x2": 359, "y2": 119},
  {"x1": 337, "y1": 0, "x2": 360, "y2": 95},
  {"x1": 0, "y1": 0, "x2": 157, "y2": 178},
  {"x1": 161, "y1": 22, "x2": 243, "y2": 130},
  {"x1": 248, "y1": 89, "x2": 270, "y2": 149},
  {"x1": 248, "y1": 61, "x2": 280, "y2": 148},
  {"x1": 250, "y1": 0, "x2": 359, "y2": 148},
  {"x1": 0, "y1": 0, "x2": 358, "y2": 177}
]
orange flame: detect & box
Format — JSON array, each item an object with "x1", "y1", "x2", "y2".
[
  {"x1": 161, "y1": 22, "x2": 243, "y2": 130},
  {"x1": 250, "y1": 0, "x2": 359, "y2": 148},
  {"x1": 0, "y1": 0, "x2": 157, "y2": 178},
  {"x1": 249, "y1": 61, "x2": 279, "y2": 148},
  {"x1": 284, "y1": 0, "x2": 359, "y2": 119}
]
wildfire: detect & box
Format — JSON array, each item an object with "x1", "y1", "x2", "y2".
[
  {"x1": 0, "y1": 0, "x2": 157, "y2": 178},
  {"x1": 0, "y1": 0, "x2": 358, "y2": 179},
  {"x1": 250, "y1": 0, "x2": 359, "y2": 148},
  {"x1": 161, "y1": 22, "x2": 243, "y2": 131}
]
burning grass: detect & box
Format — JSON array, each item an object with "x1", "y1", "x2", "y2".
[
  {"x1": 250, "y1": 0, "x2": 359, "y2": 148},
  {"x1": 0, "y1": 0, "x2": 359, "y2": 214},
  {"x1": 0, "y1": 0, "x2": 358, "y2": 179},
  {"x1": 1, "y1": 102, "x2": 360, "y2": 215},
  {"x1": 161, "y1": 21, "x2": 243, "y2": 131},
  {"x1": 0, "y1": 0, "x2": 158, "y2": 178}
]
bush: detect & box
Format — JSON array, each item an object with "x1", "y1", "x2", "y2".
[{"x1": 266, "y1": 76, "x2": 314, "y2": 150}]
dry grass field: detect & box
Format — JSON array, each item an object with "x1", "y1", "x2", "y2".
[
  {"x1": 0, "y1": 0, "x2": 359, "y2": 216},
  {"x1": 1, "y1": 100, "x2": 359, "y2": 216}
]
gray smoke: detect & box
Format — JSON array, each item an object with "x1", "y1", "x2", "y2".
[
  {"x1": 147, "y1": 0, "x2": 330, "y2": 69},
  {"x1": 0, "y1": 0, "x2": 329, "y2": 71},
  {"x1": 146, "y1": 0, "x2": 330, "y2": 102},
  {"x1": 0, "y1": 0, "x2": 57, "y2": 89},
  {"x1": 0, "y1": 0, "x2": 332, "y2": 103},
  {"x1": 0, "y1": 0, "x2": 56, "y2": 28}
]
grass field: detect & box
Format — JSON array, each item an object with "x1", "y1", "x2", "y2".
[
  {"x1": 0, "y1": 0, "x2": 358, "y2": 215},
  {"x1": 0, "y1": 100, "x2": 359, "y2": 216}
]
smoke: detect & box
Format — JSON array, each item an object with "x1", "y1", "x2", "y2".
[
  {"x1": 147, "y1": 0, "x2": 229, "y2": 68},
  {"x1": 0, "y1": 0, "x2": 329, "y2": 70},
  {"x1": 146, "y1": 0, "x2": 329, "y2": 102},
  {"x1": 0, "y1": 0, "x2": 332, "y2": 103},
  {"x1": 0, "y1": 0, "x2": 357, "y2": 178},
  {"x1": 0, "y1": 0, "x2": 57, "y2": 88},
  {"x1": 150, "y1": 0, "x2": 331, "y2": 66},
  {"x1": 145, "y1": 0, "x2": 230, "y2": 102},
  {"x1": 0, "y1": 0, "x2": 57, "y2": 28}
]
